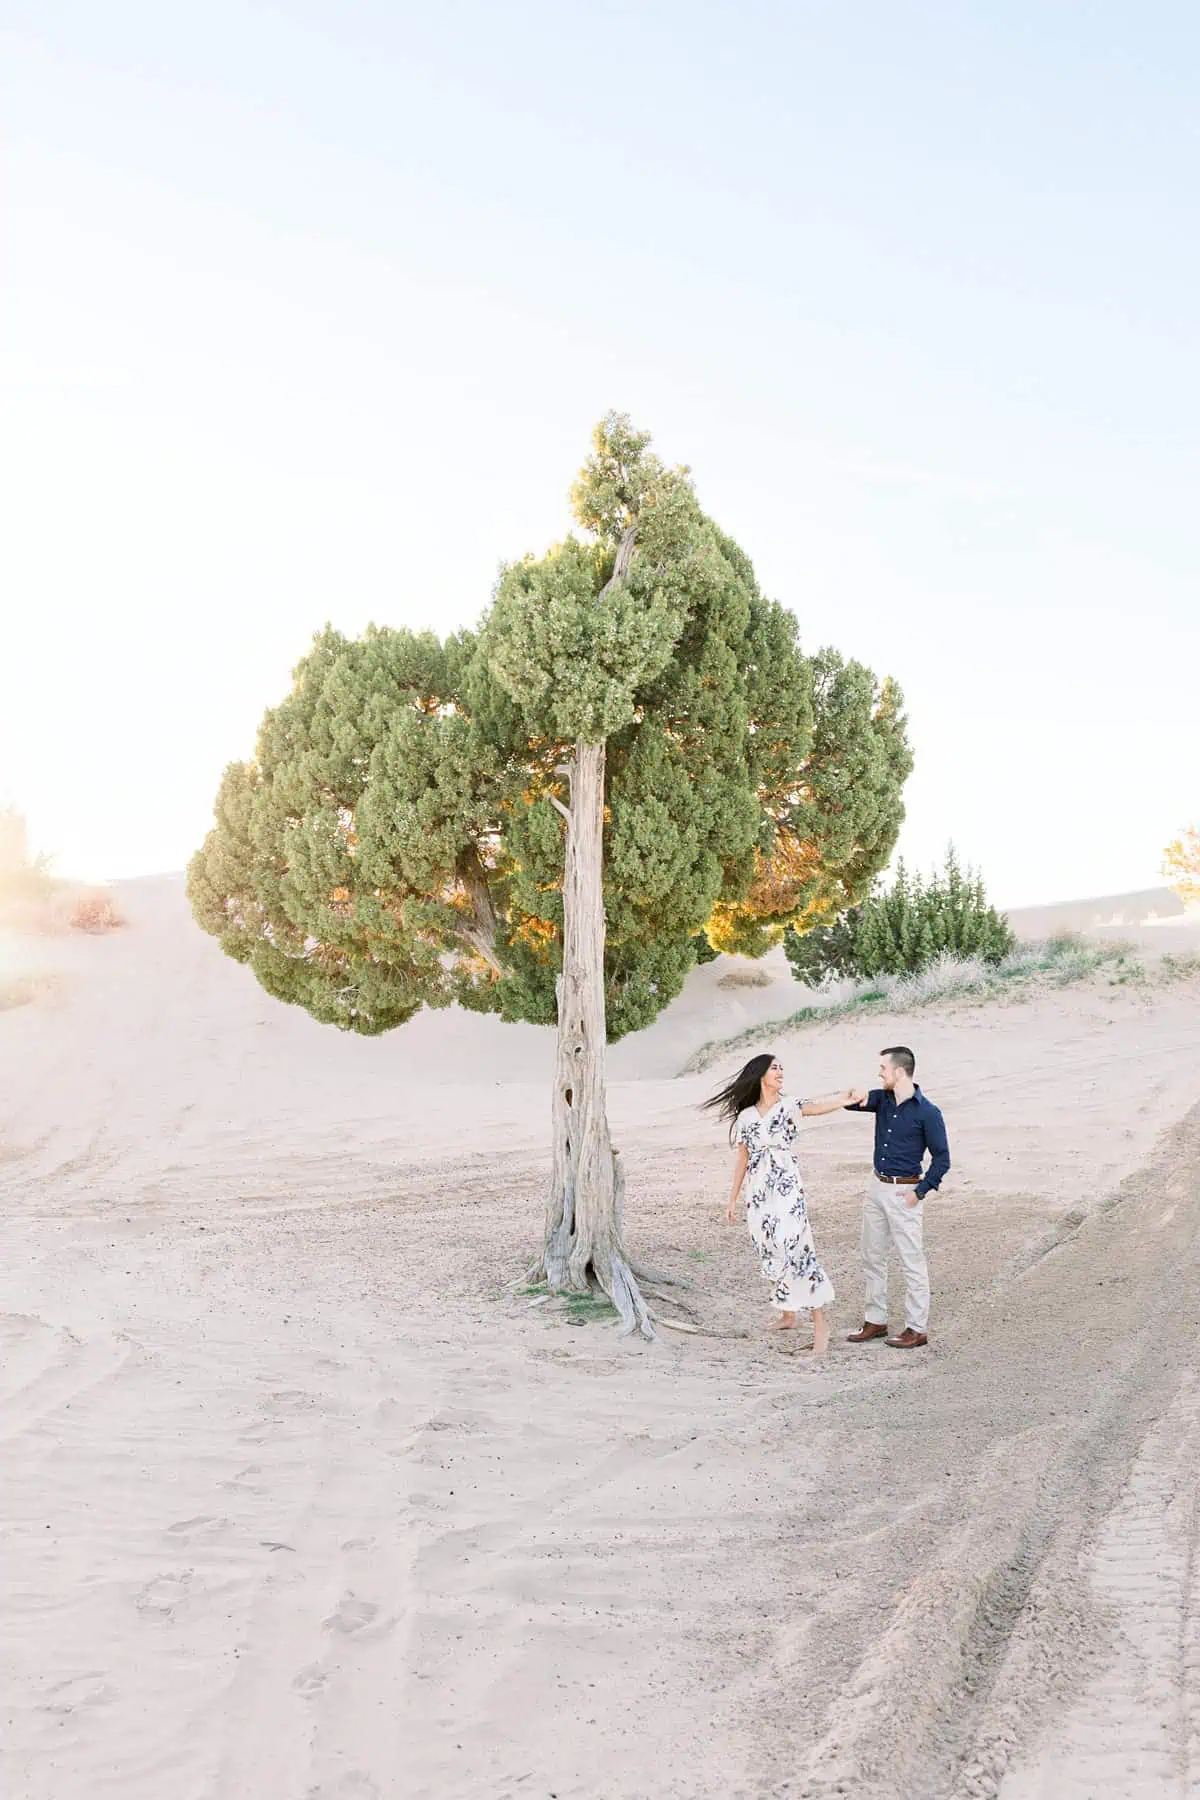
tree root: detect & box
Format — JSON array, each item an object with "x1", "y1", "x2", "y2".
[
  {"x1": 657, "y1": 1319, "x2": 749, "y2": 1339},
  {"x1": 640, "y1": 1286, "x2": 700, "y2": 1317},
  {"x1": 521, "y1": 1258, "x2": 708, "y2": 1342},
  {"x1": 608, "y1": 1253, "x2": 655, "y2": 1341},
  {"x1": 628, "y1": 1261, "x2": 695, "y2": 1290}
]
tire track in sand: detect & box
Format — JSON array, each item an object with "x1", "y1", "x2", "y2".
[
  {"x1": 994, "y1": 1376, "x2": 1200, "y2": 1800},
  {"x1": 782, "y1": 1101, "x2": 1200, "y2": 1800}
]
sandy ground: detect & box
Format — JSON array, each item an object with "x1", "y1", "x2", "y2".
[{"x1": 2, "y1": 879, "x2": 1200, "y2": 1800}]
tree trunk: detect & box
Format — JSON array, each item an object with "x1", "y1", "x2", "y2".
[{"x1": 539, "y1": 739, "x2": 654, "y2": 1339}]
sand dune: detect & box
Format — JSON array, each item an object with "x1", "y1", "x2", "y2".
[
  {"x1": 1006, "y1": 883, "x2": 1200, "y2": 953},
  {"x1": 2, "y1": 877, "x2": 1200, "y2": 1799}
]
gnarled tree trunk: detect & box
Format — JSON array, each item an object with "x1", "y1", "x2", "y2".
[{"x1": 539, "y1": 738, "x2": 654, "y2": 1339}]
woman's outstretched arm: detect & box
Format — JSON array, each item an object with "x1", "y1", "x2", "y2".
[
  {"x1": 799, "y1": 1089, "x2": 858, "y2": 1117},
  {"x1": 724, "y1": 1143, "x2": 749, "y2": 1223}
]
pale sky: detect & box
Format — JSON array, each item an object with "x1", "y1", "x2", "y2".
[{"x1": 2, "y1": 2, "x2": 1196, "y2": 908}]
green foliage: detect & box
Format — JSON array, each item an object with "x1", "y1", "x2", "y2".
[
  {"x1": 782, "y1": 909, "x2": 861, "y2": 984},
  {"x1": 785, "y1": 847, "x2": 1015, "y2": 984},
  {"x1": 190, "y1": 413, "x2": 913, "y2": 1040}
]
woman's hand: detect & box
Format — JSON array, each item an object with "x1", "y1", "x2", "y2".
[{"x1": 725, "y1": 1197, "x2": 739, "y2": 1224}]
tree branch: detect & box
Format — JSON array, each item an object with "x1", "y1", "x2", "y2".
[
  {"x1": 456, "y1": 844, "x2": 504, "y2": 975},
  {"x1": 597, "y1": 524, "x2": 637, "y2": 600},
  {"x1": 549, "y1": 796, "x2": 572, "y2": 825}
]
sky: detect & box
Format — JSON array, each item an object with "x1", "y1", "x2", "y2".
[{"x1": 2, "y1": 1, "x2": 1197, "y2": 908}]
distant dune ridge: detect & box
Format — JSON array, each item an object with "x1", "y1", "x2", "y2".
[
  {"x1": 1006, "y1": 882, "x2": 1196, "y2": 945},
  {"x1": 1, "y1": 873, "x2": 1199, "y2": 1799},
  {"x1": 2, "y1": 872, "x2": 1194, "y2": 1072}
]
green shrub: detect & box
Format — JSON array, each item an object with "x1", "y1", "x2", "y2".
[{"x1": 784, "y1": 847, "x2": 1014, "y2": 984}]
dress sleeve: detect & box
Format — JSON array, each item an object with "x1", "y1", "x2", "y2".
[{"x1": 735, "y1": 1110, "x2": 753, "y2": 1148}]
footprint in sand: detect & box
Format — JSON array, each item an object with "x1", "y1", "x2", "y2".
[
  {"x1": 134, "y1": 1571, "x2": 192, "y2": 1615},
  {"x1": 321, "y1": 1593, "x2": 394, "y2": 1639},
  {"x1": 166, "y1": 1515, "x2": 231, "y2": 1541},
  {"x1": 306, "y1": 1774, "x2": 380, "y2": 1799},
  {"x1": 220, "y1": 1464, "x2": 264, "y2": 1493},
  {"x1": 292, "y1": 1664, "x2": 329, "y2": 1698},
  {"x1": 39, "y1": 1673, "x2": 115, "y2": 1714}
]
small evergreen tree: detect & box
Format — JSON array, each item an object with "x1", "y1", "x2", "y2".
[{"x1": 786, "y1": 845, "x2": 1014, "y2": 983}]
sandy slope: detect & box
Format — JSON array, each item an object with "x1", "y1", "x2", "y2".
[{"x1": 2, "y1": 879, "x2": 1200, "y2": 1800}]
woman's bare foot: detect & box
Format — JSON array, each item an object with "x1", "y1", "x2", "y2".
[
  {"x1": 768, "y1": 1311, "x2": 799, "y2": 1331},
  {"x1": 811, "y1": 1309, "x2": 830, "y2": 1357}
]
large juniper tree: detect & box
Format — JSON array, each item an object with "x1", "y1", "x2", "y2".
[{"x1": 189, "y1": 416, "x2": 912, "y2": 1333}]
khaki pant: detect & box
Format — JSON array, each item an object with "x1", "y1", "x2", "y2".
[{"x1": 861, "y1": 1177, "x2": 930, "y2": 1333}]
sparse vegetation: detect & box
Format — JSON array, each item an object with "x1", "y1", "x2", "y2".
[
  {"x1": 0, "y1": 807, "x2": 125, "y2": 936},
  {"x1": 515, "y1": 1277, "x2": 618, "y2": 1326},
  {"x1": 684, "y1": 935, "x2": 1190, "y2": 1073},
  {"x1": 0, "y1": 973, "x2": 57, "y2": 1012}
]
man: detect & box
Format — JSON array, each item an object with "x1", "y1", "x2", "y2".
[{"x1": 844, "y1": 1047, "x2": 950, "y2": 1350}]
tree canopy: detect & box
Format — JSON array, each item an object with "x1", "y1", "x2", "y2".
[{"x1": 189, "y1": 414, "x2": 913, "y2": 1043}]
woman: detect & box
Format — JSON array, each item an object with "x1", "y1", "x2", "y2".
[{"x1": 704, "y1": 1053, "x2": 853, "y2": 1353}]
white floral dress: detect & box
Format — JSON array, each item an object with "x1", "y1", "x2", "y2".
[{"x1": 736, "y1": 1096, "x2": 835, "y2": 1312}]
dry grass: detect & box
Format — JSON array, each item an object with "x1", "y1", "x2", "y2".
[
  {"x1": 683, "y1": 937, "x2": 1195, "y2": 1074},
  {"x1": 67, "y1": 889, "x2": 126, "y2": 934},
  {"x1": 0, "y1": 973, "x2": 58, "y2": 1011},
  {"x1": 716, "y1": 965, "x2": 773, "y2": 990}
]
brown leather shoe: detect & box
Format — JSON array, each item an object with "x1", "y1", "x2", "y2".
[
  {"x1": 846, "y1": 1321, "x2": 889, "y2": 1343},
  {"x1": 887, "y1": 1328, "x2": 928, "y2": 1349}
]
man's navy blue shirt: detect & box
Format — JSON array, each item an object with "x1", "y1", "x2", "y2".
[{"x1": 845, "y1": 1086, "x2": 951, "y2": 1197}]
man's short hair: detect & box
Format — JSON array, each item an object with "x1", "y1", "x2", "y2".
[{"x1": 881, "y1": 1045, "x2": 916, "y2": 1077}]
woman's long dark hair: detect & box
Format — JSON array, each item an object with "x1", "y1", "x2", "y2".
[{"x1": 702, "y1": 1052, "x2": 778, "y2": 1141}]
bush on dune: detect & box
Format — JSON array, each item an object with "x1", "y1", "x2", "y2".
[
  {"x1": 0, "y1": 808, "x2": 125, "y2": 936},
  {"x1": 716, "y1": 965, "x2": 773, "y2": 990},
  {"x1": 784, "y1": 846, "x2": 1014, "y2": 985},
  {"x1": 67, "y1": 889, "x2": 125, "y2": 934}
]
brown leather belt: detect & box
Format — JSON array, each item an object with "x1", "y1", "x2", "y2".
[{"x1": 875, "y1": 1172, "x2": 920, "y2": 1185}]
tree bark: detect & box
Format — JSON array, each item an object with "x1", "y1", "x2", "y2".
[{"x1": 539, "y1": 738, "x2": 653, "y2": 1339}]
